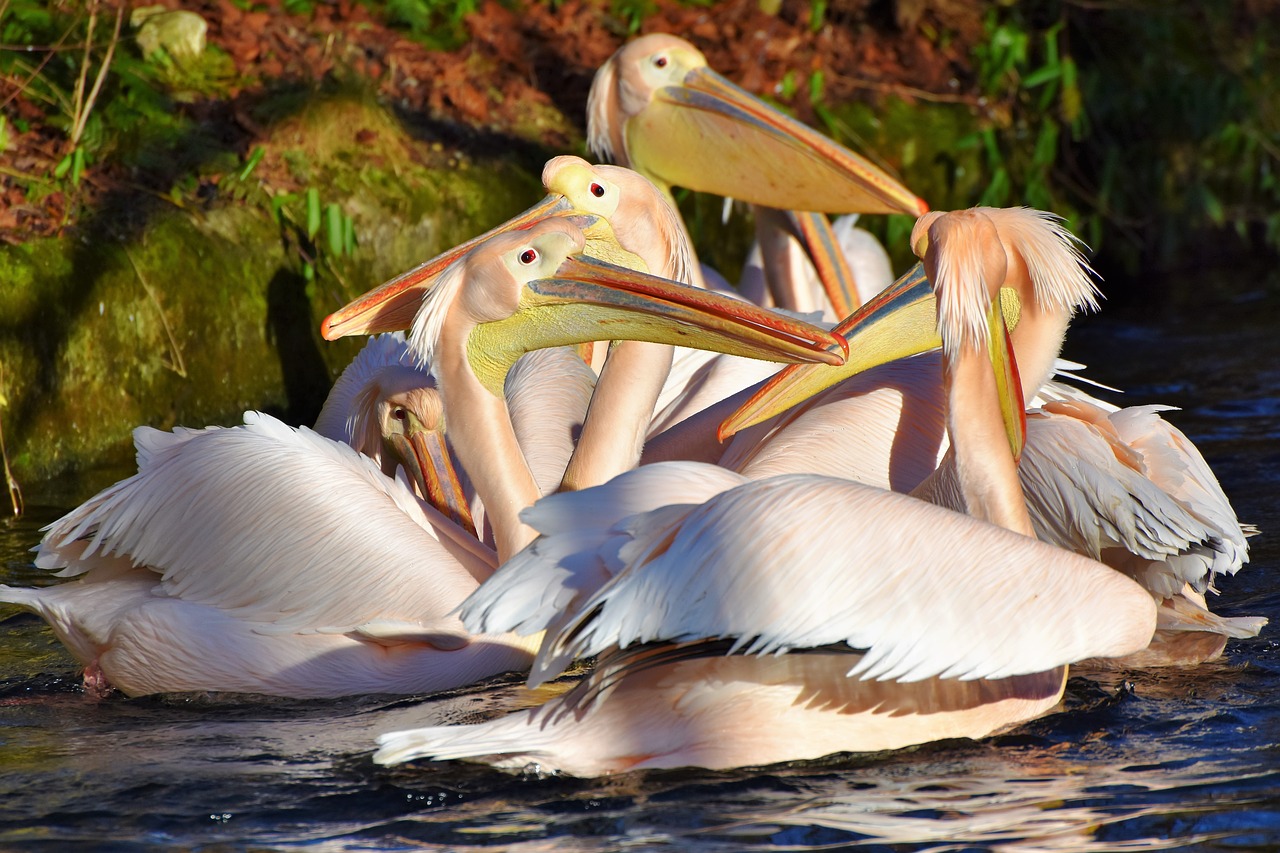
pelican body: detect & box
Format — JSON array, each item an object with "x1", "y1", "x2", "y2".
[
  {"x1": 6, "y1": 337, "x2": 536, "y2": 698},
  {"x1": 370, "y1": 211, "x2": 1155, "y2": 776},
  {"x1": 724, "y1": 206, "x2": 1263, "y2": 664},
  {"x1": 373, "y1": 461, "x2": 1156, "y2": 775}
]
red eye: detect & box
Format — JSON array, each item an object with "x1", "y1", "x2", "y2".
[
  {"x1": 654, "y1": 55, "x2": 668, "y2": 68},
  {"x1": 590, "y1": 182, "x2": 605, "y2": 198},
  {"x1": 519, "y1": 249, "x2": 538, "y2": 265}
]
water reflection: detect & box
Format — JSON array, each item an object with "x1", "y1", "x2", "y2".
[{"x1": 1, "y1": 289, "x2": 1278, "y2": 850}]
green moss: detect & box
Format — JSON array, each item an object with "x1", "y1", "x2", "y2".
[{"x1": 2, "y1": 92, "x2": 548, "y2": 484}]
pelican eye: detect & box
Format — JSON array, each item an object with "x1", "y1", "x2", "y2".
[
  {"x1": 392, "y1": 407, "x2": 408, "y2": 421},
  {"x1": 519, "y1": 248, "x2": 538, "y2": 265},
  {"x1": 589, "y1": 182, "x2": 606, "y2": 198},
  {"x1": 654, "y1": 55, "x2": 668, "y2": 69}
]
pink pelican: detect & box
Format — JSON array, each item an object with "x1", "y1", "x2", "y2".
[
  {"x1": 4, "y1": 335, "x2": 534, "y2": 698},
  {"x1": 724, "y1": 206, "x2": 1263, "y2": 664},
  {"x1": 586, "y1": 32, "x2": 922, "y2": 313},
  {"x1": 369, "y1": 211, "x2": 1155, "y2": 776}
]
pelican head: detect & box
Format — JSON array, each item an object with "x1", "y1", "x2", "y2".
[
  {"x1": 374, "y1": 378, "x2": 477, "y2": 539},
  {"x1": 319, "y1": 191, "x2": 587, "y2": 341},
  {"x1": 917, "y1": 206, "x2": 1098, "y2": 404},
  {"x1": 309, "y1": 333, "x2": 476, "y2": 535},
  {"x1": 541, "y1": 155, "x2": 693, "y2": 284},
  {"x1": 587, "y1": 33, "x2": 927, "y2": 217},
  {"x1": 413, "y1": 218, "x2": 847, "y2": 397},
  {"x1": 720, "y1": 208, "x2": 1029, "y2": 457},
  {"x1": 319, "y1": 161, "x2": 667, "y2": 343},
  {"x1": 912, "y1": 209, "x2": 1010, "y2": 361},
  {"x1": 912, "y1": 209, "x2": 1025, "y2": 459}
]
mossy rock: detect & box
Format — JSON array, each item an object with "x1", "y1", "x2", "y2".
[
  {"x1": 1, "y1": 88, "x2": 989, "y2": 490},
  {"x1": 1, "y1": 93, "x2": 545, "y2": 487}
]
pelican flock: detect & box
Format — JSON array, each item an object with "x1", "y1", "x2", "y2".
[{"x1": 2, "y1": 33, "x2": 1262, "y2": 775}]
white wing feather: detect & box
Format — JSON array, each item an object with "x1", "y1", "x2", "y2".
[
  {"x1": 35, "y1": 412, "x2": 487, "y2": 635},
  {"x1": 1018, "y1": 407, "x2": 1245, "y2": 596},
  {"x1": 535, "y1": 473, "x2": 1155, "y2": 685},
  {"x1": 1109, "y1": 405, "x2": 1251, "y2": 576},
  {"x1": 459, "y1": 462, "x2": 748, "y2": 660}
]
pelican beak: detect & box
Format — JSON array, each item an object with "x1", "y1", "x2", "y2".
[
  {"x1": 465, "y1": 256, "x2": 850, "y2": 395},
  {"x1": 629, "y1": 67, "x2": 927, "y2": 217},
  {"x1": 386, "y1": 417, "x2": 478, "y2": 540},
  {"x1": 784, "y1": 209, "x2": 861, "y2": 318},
  {"x1": 987, "y1": 292, "x2": 1027, "y2": 462},
  {"x1": 321, "y1": 194, "x2": 577, "y2": 340},
  {"x1": 718, "y1": 262, "x2": 940, "y2": 440}
]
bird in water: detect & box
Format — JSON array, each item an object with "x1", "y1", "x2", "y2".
[
  {"x1": 370, "y1": 205, "x2": 1156, "y2": 776},
  {"x1": 7, "y1": 334, "x2": 537, "y2": 698},
  {"x1": 724, "y1": 206, "x2": 1264, "y2": 665},
  {"x1": 586, "y1": 32, "x2": 921, "y2": 313}
]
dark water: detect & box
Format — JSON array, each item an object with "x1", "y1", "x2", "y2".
[{"x1": 2, "y1": 278, "x2": 1279, "y2": 850}]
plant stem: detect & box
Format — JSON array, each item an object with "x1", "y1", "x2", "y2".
[
  {"x1": 68, "y1": 1, "x2": 124, "y2": 153},
  {"x1": 125, "y1": 247, "x2": 188, "y2": 378},
  {"x1": 0, "y1": 366, "x2": 22, "y2": 518},
  {"x1": 69, "y1": 2, "x2": 96, "y2": 150}
]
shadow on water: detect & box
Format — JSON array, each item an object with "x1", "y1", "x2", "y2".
[{"x1": 1, "y1": 269, "x2": 1279, "y2": 849}]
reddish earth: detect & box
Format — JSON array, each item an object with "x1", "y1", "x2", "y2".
[{"x1": 0, "y1": 0, "x2": 985, "y2": 242}]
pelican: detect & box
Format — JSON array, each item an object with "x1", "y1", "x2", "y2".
[
  {"x1": 373, "y1": 468, "x2": 1152, "y2": 773},
  {"x1": 736, "y1": 211, "x2": 897, "y2": 321},
  {"x1": 319, "y1": 156, "x2": 937, "y2": 496},
  {"x1": 723, "y1": 206, "x2": 1263, "y2": 664},
  {"x1": 529, "y1": 156, "x2": 932, "y2": 471},
  {"x1": 4, "y1": 211, "x2": 839, "y2": 699},
  {"x1": 394, "y1": 215, "x2": 849, "y2": 562},
  {"x1": 3, "y1": 334, "x2": 539, "y2": 698},
  {"x1": 370, "y1": 211, "x2": 1156, "y2": 776},
  {"x1": 586, "y1": 32, "x2": 922, "y2": 312}
]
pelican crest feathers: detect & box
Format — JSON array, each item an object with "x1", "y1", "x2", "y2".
[
  {"x1": 980, "y1": 206, "x2": 1101, "y2": 315},
  {"x1": 409, "y1": 258, "x2": 468, "y2": 374}
]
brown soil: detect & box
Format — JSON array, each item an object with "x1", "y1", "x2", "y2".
[{"x1": 0, "y1": 0, "x2": 986, "y2": 242}]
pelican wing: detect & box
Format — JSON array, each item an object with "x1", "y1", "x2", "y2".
[
  {"x1": 1019, "y1": 405, "x2": 1244, "y2": 597},
  {"x1": 535, "y1": 472, "x2": 1156, "y2": 685},
  {"x1": 1109, "y1": 404, "x2": 1252, "y2": 573},
  {"x1": 459, "y1": 462, "x2": 749, "y2": 656},
  {"x1": 36, "y1": 412, "x2": 488, "y2": 635}
]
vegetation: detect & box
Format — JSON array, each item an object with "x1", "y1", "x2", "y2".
[
  {"x1": 0, "y1": 0, "x2": 1276, "y2": 495},
  {"x1": 4, "y1": 1, "x2": 1275, "y2": 267},
  {"x1": 963, "y1": 2, "x2": 1280, "y2": 278}
]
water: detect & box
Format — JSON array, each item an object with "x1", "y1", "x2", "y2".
[{"x1": 2, "y1": 277, "x2": 1279, "y2": 850}]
